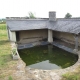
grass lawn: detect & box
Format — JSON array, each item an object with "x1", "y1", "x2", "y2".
[
  {"x1": 62, "y1": 67, "x2": 80, "y2": 80},
  {"x1": 0, "y1": 24, "x2": 17, "y2": 80}
]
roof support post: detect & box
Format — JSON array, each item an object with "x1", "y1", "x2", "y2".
[
  {"x1": 9, "y1": 30, "x2": 16, "y2": 42},
  {"x1": 48, "y1": 29, "x2": 53, "y2": 43},
  {"x1": 73, "y1": 35, "x2": 78, "y2": 52}
]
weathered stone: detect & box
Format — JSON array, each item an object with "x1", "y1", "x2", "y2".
[{"x1": 16, "y1": 60, "x2": 25, "y2": 72}]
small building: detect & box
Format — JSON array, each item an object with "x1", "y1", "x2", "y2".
[{"x1": 6, "y1": 12, "x2": 80, "y2": 53}]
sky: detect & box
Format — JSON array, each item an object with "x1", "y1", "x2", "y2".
[{"x1": 0, "y1": 0, "x2": 80, "y2": 18}]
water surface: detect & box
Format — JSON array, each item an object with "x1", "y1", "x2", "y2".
[{"x1": 18, "y1": 45, "x2": 78, "y2": 70}]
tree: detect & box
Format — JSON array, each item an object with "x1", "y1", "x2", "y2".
[
  {"x1": 64, "y1": 13, "x2": 72, "y2": 18},
  {"x1": 28, "y1": 12, "x2": 36, "y2": 19}
]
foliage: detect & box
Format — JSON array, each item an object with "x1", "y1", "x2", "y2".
[
  {"x1": 25, "y1": 16, "x2": 29, "y2": 19},
  {"x1": 12, "y1": 48, "x2": 17, "y2": 55},
  {"x1": 0, "y1": 19, "x2": 6, "y2": 24},
  {"x1": 64, "y1": 13, "x2": 72, "y2": 18},
  {"x1": 28, "y1": 12, "x2": 36, "y2": 19},
  {"x1": 8, "y1": 76, "x2": 13, "y2": 80}
]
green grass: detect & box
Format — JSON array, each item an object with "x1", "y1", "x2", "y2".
[
  {"x1": 0, "y1": 24, "x2": 6, "y2": 30},
  {"x1": 62, "y1": 73, "x2": 80, "y2": 80},
  {"x1": 62, "y1": 70, "x2": 80, "y2": 80},
  {"x1": 8, "y1": 76, "x2": 13, "y2": 80},
  {"x1": 0, "y1": 24, "x2": 17, "y2": 80},
  {"x1": 0, "y1": 24, "x2": 11, "y2": 67}
]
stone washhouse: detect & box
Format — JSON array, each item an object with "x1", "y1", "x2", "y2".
[{"x1": 6, "y1": 11, "x2": 80, "y2": 54}]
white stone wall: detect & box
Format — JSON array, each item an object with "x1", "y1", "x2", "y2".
[
  {"x1": 9, "y1": 30, "x2": 16, "y2": 42},
  {"x1": 48, "y1": 29, "x2": 53, "y2": 43},
  {"x1": 18, "y1": 29, "x2": 48, "y2": 44},
  {"x1": 53, "y1": 31, "x2": 80, "y2": 45}
]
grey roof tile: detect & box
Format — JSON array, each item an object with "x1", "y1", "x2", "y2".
[
  {"x1": 6, "y1": 18, "x2": 80, "y2": 34},
  {"x1": 6, "y1": 19, "x2": 48, "y2": 31}
]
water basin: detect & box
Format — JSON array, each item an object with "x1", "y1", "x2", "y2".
[{"x1": 18, "y1": 45, "x2": 78, "y2": 70}]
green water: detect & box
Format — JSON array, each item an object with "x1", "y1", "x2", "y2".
[{"x1": 18, "y1": 45, "x2": 78, "y2": 70}]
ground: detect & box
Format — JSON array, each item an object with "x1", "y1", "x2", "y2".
[
  {"x1": 0, "y1": 24, "x2": 18, "y2": 80},
  {"x1": 0, "y1": 23, "x2": 80, "y2": 80}
]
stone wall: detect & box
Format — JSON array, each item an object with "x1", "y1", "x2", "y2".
[
  {"x1": 9, "y1": 30, "x2": 16, "y2": 42},
  {"x1": 53, "y1": 31, "x2": 80, "y2": 45},
  {"x1": 17, "y1": 29, "x2": 80, "y2": 45},
  {"x1": 18, "y1": 29, "x2": 48, "y2": 44}
]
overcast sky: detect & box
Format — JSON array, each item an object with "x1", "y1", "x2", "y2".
[{"x1": 0, "y1": 0, "x2": 80, "y2": 18}]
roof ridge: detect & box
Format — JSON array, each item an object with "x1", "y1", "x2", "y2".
[
  {"x1": 57, "y1": 18, "x2": 80, "y2": 21},
  {"x1": 6, "y1": 19, "x2": 48, "y2": 21}
]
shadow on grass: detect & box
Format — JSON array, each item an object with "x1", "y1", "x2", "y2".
[
  {"x1": 0, "y1": 40, "x2": 10, "y2": 45},
  {"x1": 0, "y1": 53, "x2": 16, "y2": 68},
  {"x1": 0, "y1": 54, "x2": 11, "y2": 62}
]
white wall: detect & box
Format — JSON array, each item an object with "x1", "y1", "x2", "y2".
[
  {"x1": 53, "y1": 31, "x2": 78, "y2": 44},
  {"x1": 18, "y1": 29, "x2": 48, "y2": 43},
  {"x1": 48, "y1": 29, "x2": 53, "y2": 43},
  {"x1": 9, "y1": 30, "x2": 16, "y2": 42}
]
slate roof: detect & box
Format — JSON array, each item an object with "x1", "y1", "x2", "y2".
[
  {"x1": 49, "y1": 18, "x2": 80, "y2": 34},
  {"x1": 6, "y1": 18, "x2": 80, "y2": 34},
  {"x1": 6, "y1": 19, "x2": 48, "y2": 31}
]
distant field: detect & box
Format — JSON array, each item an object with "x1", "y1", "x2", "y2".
[
  {"x1": 0, "y1": 24, "x2": 6, "y2": 30},
  {"x1": 0, "y1": 24, "x2": 7, "y2": 40}
]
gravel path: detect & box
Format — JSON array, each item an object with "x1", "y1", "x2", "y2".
[{"x1": 25, "y1": 68, "x2": 62, "y2": 80}]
